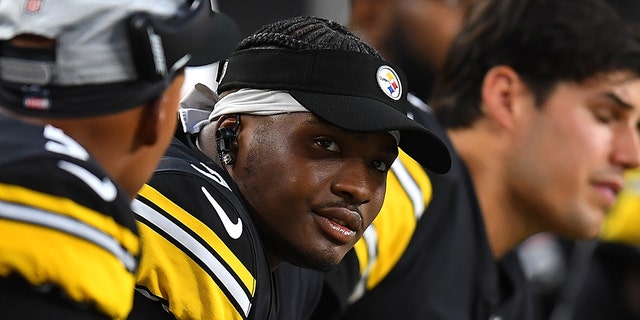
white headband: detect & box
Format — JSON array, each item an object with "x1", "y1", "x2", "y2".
[
  {"x1": 179, "y1": 86, "x2": 400, "y2": 143},
  {"x1": 208, "y1": 88, "x2": 308, "y2": 121}
]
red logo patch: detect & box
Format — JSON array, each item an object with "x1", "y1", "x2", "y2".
[
  {"x1": 24, "y1": 97, "x2": 50, "y2": 110},
  {"x1": 25, "y1": 0, "x2": 42, "y2": 13}
]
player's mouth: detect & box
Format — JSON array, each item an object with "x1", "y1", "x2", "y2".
[
  {"x1": 592, "y1": 177, "x2": 624, "y2": 209},
  {"x1": 313, "y1": 207, "x2": 362, "y2": 245}
]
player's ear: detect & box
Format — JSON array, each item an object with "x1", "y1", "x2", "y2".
[
  {"x1": 133, "y1": 75, "x2": 183, "y2": 149},
  {"x1": 210, "y1": 114, "x2": 241, "y2": 166},
  {"x1": 216, "y1": 114, "x2": 240, "y2": 148},
  {"x1": 480, "y1": 65, "x2": 524, "y2": 131},
  {"x1": 216, "y1": 114, "x2": 239, "y2": 129},
  {"x1": 133, "y1": 97, "x2": 164, "y2": 148}
]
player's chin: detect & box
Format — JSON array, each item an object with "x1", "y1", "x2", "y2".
[
  {"x1": 567, "y1": 211, "x2": 605, "y2": 240},
  {"x1": 294, "y1": 245, "x2": 351, "y2": 272}
]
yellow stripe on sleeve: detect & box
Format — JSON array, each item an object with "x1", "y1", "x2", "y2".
[
  {"x1": 136, "y1": 222, "x2": 245, "y2": 320},
  {"x1": 0, "y1": 220, "x2": 135, "y2": 319},
  {"x1": 0, "y1": 183, "x2": 139, "y2": 256}
]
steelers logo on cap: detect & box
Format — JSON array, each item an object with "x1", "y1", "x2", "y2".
[{"x1": 376, "y1": 65, "x2": 402, "y2": 100}]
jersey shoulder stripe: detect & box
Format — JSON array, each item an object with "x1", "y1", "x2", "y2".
[
  {"x1": 137, "y1": 184, "x2": 255, "y2": 293},
  {"x1": 133, "y1": 197, "x2": 252, "y2": 318},
  {"x1": 0, "y1": 116, "x2": 137, "y2": 231},
  {"x1": 132, "y1": 139, "x2": 273, "y2": 319},
  {"x1": 0, "y1": 194, "x2": 136, "y2": 271},
  {"x1": 0, "y1": 182, "x2": 138, "y2": 256}
]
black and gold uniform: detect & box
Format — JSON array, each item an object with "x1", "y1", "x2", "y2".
[
  {"x1": 130, "y1": 129, "x2": 276, "y2": 320},
  {"x1": 0, "y1": 115, "x2": 140, "y2": 319}
]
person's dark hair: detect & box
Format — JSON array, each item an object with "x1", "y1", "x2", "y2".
[
  {"x1": 430, "y1": 0, "x2": 640, "y2": 128},
  {"x1": 236, "y1": 16, "x2": 382, "y2": 58},
  {"x1": 605, "y1": 0, "x2": 640, "y2": 27}
]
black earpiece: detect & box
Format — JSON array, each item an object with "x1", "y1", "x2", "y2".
[
  {"x1": 215, "y1": 127, "x2": 236, "y2": 154},
  {"x1": 215, "y1": 114, "x2": 240, "y2": 165}
]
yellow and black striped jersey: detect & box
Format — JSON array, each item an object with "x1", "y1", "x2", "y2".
[
  {"x1": 129, "y1": 133, "x2": 276, "y2": 320},
  {"x1": 0, "y1": 115, "x2": 140, "y2": 319}
]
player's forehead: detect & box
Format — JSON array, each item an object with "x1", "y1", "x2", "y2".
[
  {"x1": 580, "y1": 71, "x2": 640, "y2": 104},
  {"x1": 254, "y1": 112, "x2": 398, "y2": 152},
  {"x1": 538, "y1": 71, "x2": 640, "y2": 120}
]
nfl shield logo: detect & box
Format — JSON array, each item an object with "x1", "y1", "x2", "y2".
[{"x1": 25, "y1": 0, "x2": 42, "y2": 13}]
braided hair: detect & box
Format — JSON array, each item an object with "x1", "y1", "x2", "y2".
[{"x1": 236, "y1": 16, "x2": 382, "y2": 58}]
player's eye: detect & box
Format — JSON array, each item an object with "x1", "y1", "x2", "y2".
[
  {"x1": 594, "y1": 106, "x2": 616, "y2": 124},
  {"x1": 372, "y1": 160, "x2": 391, "y2": 173},
  {"x1": 315, "y1": 138, "x2": 341, "y2": 153}
]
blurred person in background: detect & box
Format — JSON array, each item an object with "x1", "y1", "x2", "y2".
[
  {"x1": 520, "y1": 1, "x2": 640, "y2": 319},
  {"x1": 313, "y1": 0, "x2": 640, "y2": 319},
  {"x1": 349, "y1": 0, "x2": 473, "y2": 103}
]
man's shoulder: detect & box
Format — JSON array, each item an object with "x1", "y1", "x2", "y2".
[
  {"x1": 133, "y1": 157, "x2": 272, "y2": 318},
  {"x1": 137, "y1": 153, "x2": 257, "y2": 254},
  {"x1": 0, "y1": 116, "x2": 132, "y2": 220},
  {"x1": 0, "y1": 115, "x2": 54, "y2": 165},
  {"x1": 148, "y1": 140, "x2": 241, "y2": 215}
]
